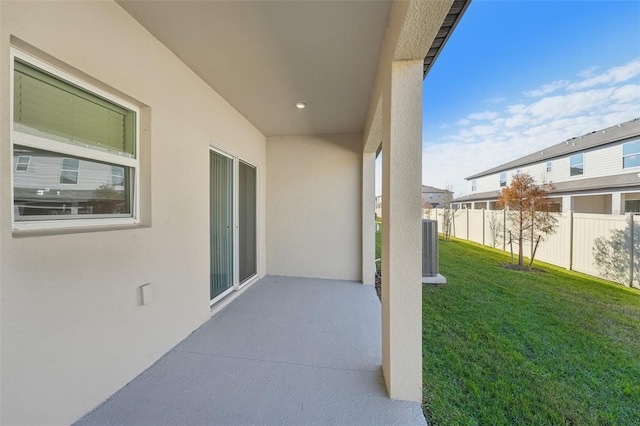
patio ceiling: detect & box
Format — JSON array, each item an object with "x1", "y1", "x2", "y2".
[
  {"x1": 118, "y1": 1, "x2": 470, "y2": 138},
  {"x1": 117, "y1": 0, "x2": 393, "y2": 137}
]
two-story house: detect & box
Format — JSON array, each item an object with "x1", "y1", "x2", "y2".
[
  {"x1": 375, "y1": 185, "x2": 451, "y2": 218},
  {"x1": 421, "y1": 185, "x2": 452, "y2": 208},
  {"x1": 454, "y1": 118, "x2": 640, "y2": 214}
]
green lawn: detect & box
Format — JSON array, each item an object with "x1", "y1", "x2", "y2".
[{"x1": 422, "y1": 238, "x2": 640, "y2": 425}]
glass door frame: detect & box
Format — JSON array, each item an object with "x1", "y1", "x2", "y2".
[{"x1": 209, "y1": 143, "x2": 259, "y2": 306}]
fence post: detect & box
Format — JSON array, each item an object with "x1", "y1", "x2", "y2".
[
  {"x1": 482, "y1": 208, "x2": 486, "y2": 246},
  {"x1": 630, "y1": 213, "x2": 635, "y2": 288},
  {"x1": 466, "y1": 208, "x2": 470, "y2": 241},
  {"x1": 568, "y1": 211, "x2": 574, "y2": 271},
  {"x1": 502, "y1": 209, "x2": 507, "y2": 252}
]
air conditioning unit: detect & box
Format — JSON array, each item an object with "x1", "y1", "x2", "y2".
[{"x1": 422, "y1": 219, "x2": 446, "y2": 284}]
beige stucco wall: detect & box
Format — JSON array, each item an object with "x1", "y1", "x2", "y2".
[
  {"x1": 0, "y1": 2, "x2": 267, "y2": 424},
  {"x1": 266, "y1": 134, "x2": 362, "y2": 281}
]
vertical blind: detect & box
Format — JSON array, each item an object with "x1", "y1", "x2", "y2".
[
  {"x1": 210, "y1": 151, "x2": 234, "y2": 300},
  {"x1": 13, "y1": 60, "x2": 136, "y2": 156}
]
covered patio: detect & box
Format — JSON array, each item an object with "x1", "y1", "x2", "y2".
[{"x1": 75, "y1": 276, "x2": 426, "y2": 426}]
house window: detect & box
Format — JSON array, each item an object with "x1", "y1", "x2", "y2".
[
  {"x1": 59, "y1": 158, "x2": 80, "y2": 184},
  {"x1": 625, "y1": 200, "x2": 640, "y2": 213},
  {"x1": 15, "y1": 155, "x2": 30, "y2": 172},
  {"x1": 11, "y1": 51, "x2": 139, "y2": 226},
  {"x1": 499, "y1": 172, "x2": 506, "y2": 187},
  {"x1": 546, "y1": 161, "x2": 552, "y2": 172},
  {"x1": 623, "y1": 140, "x2": 640, "y2": 169},
  {"x1": 472, "y1": 180, "x2": 477, "y2": 192},
  {"x1": 516, "y1": 168, "x2": 522, "y2": 175},
  {"x1": 570, "y1": 153, "x2": 584, "y2": 176}
]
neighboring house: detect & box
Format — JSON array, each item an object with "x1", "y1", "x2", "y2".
[
  {"x1": 375, "y1": 195, "x2": 382, "y2": 218},
  {"x1": 453, "y1": 118, "x2": 640, "y2": 214},
  {"x1": 0, "y1": 1, "x2": 469, "y2": 424},
  {"x1": 422, "y1": 185, "x2": 452, "y2": 208},
  {"x1": 375, "y1": 185, "x2": 451, "y2": 218}
]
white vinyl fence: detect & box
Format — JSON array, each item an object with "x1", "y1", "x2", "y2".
[{"x1": 429, "y1": 208, "x2": 640, "y2": 289}]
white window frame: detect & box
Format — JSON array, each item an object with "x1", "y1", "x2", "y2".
[
  {"x1": 622, "y1": 140, "x2": 640, "y2": 169},
  {"x1": 471, "y1": 180, "x2": 477, "y2": 192},
  {"x1": 10, "y1": 48, "x2": 140, "y2": 231},
  {"x1": 59, "y1": 157, "x2": 80, "y2": 185},
  {"x1": 569, "y1": 153, "x2": 584, "y2": 177},
  {"x1": 546, "y1": 161, "x2": 552, "y2": 173},
  {"x1": 15, "y1": 155, "x2": 31, "y2": 172},
  {"x1": 499, "y1": 172, "x2": 507, "y2": 187}
]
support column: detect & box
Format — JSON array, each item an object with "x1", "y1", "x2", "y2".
[
  {"x1": 562, "y1": 195, "x2": 573, "y2": 213},
  {"x1": 612, "y1": 192, "x2": 622, "y2": 215},
  {"x1": 362, "y1": 151, "x2": 376, "y2": 285},
  {"x1": 381, "y1": 59, "x2": 422, "y2": 402}
]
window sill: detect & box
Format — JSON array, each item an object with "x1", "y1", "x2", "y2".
[{"x1": 12, "y1": 221, "x2": 149, "y2": 238}]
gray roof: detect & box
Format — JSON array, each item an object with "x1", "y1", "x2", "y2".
[
  {"x1": 466, "y1": 118, "x2": 640, "y2": 180},
  {"x1": 453, "y1": 171, "x2": 640, "y2": 203},
  {"x1": 421, "y1": 185, "x2": 450, "y2": 193}
]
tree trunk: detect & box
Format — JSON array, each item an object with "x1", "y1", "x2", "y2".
[
  {"x1": 518, "y1": 236, "x2": 524, "y2": 267},
  {"x1": 518, "y1": 210, "x2": 524, "y2": 267}
]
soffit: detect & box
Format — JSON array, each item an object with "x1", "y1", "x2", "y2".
[{"x1": 117, "y1": 0, "x2": 392, "y2": 137}]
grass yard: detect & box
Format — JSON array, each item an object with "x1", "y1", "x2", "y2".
[{"x1": 422, "y1": 238, "x2": 640, "y2": 425}]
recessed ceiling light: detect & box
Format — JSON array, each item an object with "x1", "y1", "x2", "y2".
[{"x1": 295, "y1": 102, "x2": 306, "y2": 109}]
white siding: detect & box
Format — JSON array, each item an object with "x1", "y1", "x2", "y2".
[{"x1": 470, "y1": 139, "x2": 640, "y2": 194}]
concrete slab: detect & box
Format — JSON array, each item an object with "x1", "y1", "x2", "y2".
[
  {"x1": 75, "y1": 276, "x2": 427, "y2": 426},
  {"x1": 422, "y1": 274, "x2": 447, "y2": 285}
]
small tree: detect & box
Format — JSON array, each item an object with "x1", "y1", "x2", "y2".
[
  {"x1": 422, "y1": 200, "x2": 433, "y2": 219},
  {"x1": 440, "y1": 185, "x2": 458, "y2": 241},
  {"x1": 499, "y1": 173, "x2": 557, "y2": 268}
]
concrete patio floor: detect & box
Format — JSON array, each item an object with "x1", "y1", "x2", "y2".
[{"x1": 75, "y1": 276, "x2": 427, "y2": 426}]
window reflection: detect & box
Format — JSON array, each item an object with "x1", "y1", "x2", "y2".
[{"x1": 13, "y1": 146, "x2": 132, "y2": 220}]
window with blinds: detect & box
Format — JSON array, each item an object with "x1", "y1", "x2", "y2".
[
  {"x1": 11, "y1": 50, "x2": 139, "y2": 228},
  {"x1": 14, "y1": 60, "x2": 135, "y2": 156}
]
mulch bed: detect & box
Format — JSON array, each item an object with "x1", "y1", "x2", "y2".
[{"x1": 375, "y1": 270, "x2": 381, "y2": 300}]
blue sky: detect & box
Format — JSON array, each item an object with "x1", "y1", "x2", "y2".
[{"x1": 376, "y1": 0, "x2": 640, "y2": 196}]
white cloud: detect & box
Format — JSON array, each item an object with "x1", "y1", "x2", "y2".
[
  {"x1": 485, "y1": 96, "x2": 506, "y2": 104},
  {"x1": 525, "y1": 80, "x2": 568, "y2": 97},
  {"x1": 505, "y1": 114, "x2": 527, "y2": 128},
  {"x1": 577, "y1": 66, "x2": 599, "y2": 78},
  {"x1": 471, "y1": 125, "x2": 496, "y2": 136},
  {"x1": 611, "y1": 83, "x2": 640, "y2": 103},
  {"x1": 567, "y1": 60, "x2": 640, "y2": 91},
  {"x1": 456, "y1": 118, "x2": 471, "y2": 126},
  {"x1": 506, "y1": 104, "x2": 526, "y2": 114},
  {"x1": 468, "y1": 111, "x2": 499, "y2": 121}
]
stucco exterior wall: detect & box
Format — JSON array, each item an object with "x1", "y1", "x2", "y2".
[
  {"x1": 266, "y1": 134, "x2": 362, "y2": 281},
  {"x1": 0, "y1": 2, "x2": 267, "y2": 424}
]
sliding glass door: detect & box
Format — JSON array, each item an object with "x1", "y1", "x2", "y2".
[
  {"x1": 210, "y1": 150, "x2": 234, "y2": 300},
  {"x1": 210, "y1": 148, "x2": 258, "y2": 304},
  {"x1": 239, "y1": 161, "x2": 257, "y2": 283}
]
